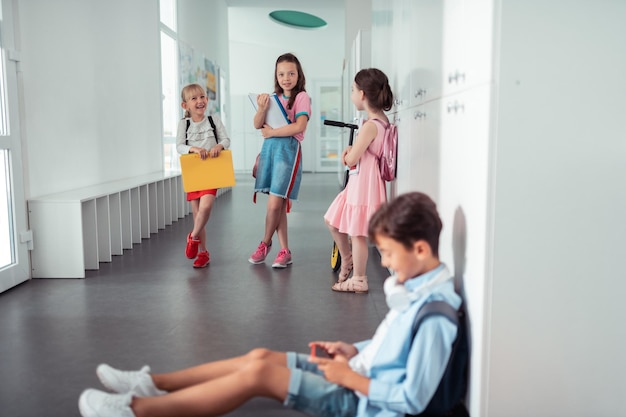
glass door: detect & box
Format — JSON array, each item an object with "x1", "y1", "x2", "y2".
[
  {"x1": 314, "y1": 80, "x2": 341, "y2": 172},
  {"x1": 0, "y1": 0, "x2": 30, "y2": 293}
]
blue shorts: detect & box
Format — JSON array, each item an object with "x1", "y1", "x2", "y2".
[
  {"x1": 283, "y1": 352, "x2": 359, "y2": 417},
  {"x1": 254, "y1": 137, "x2": 302, "y2": 200}
]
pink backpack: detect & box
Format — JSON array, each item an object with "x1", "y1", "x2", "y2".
[{"x1": 370, "y1": 118, "x2": 398, "y2": 181}]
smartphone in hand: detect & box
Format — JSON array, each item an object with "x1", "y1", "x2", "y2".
[{"x1": 310, "y1": 344, "x2": 328, "y2": 358}]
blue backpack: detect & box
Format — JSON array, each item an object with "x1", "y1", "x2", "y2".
[{"x1": 407, "y1": 301, "x2": 470, "y2": 417}]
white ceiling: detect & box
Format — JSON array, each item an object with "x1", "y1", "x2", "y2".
[
  {"x1": 225, "y1": 0, "x2": 346, "y2": 49},
  {"x1": 225, "y1": 0, "x2": 343, "y2": 9}
]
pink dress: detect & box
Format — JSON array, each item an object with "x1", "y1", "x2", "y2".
[{"x1": 324, "y1": 120, "x2": 387, "y2": 237}]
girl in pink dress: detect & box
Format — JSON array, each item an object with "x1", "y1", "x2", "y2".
[{"x1": 324, "y1": 68, "x2": 394, "y2": 293}]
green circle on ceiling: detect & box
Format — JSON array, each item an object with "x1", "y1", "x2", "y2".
[{"x1": 269, "y1": 10, "x2": 327, "y2": 29}]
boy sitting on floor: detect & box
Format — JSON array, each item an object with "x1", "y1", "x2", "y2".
[{"x1": 79, "y1": 192, "x2": 465, "y2": 417}]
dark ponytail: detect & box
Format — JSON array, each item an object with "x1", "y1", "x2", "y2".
[{"x1": 354, "y1": 68, "x2": 394, "y2": 112}]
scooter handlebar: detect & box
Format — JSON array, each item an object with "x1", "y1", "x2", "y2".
[{"x1": 324, "y1": 120, "x2": 359, "y2": 130}]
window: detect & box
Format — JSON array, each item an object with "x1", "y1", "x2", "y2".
[
  {"x1": 160, "y1": 0, "x2": 179, "y2": 171},
  {"x1": 161, "y1": 32, "x2": 178, "y2": 170},
  {"x1": 0, "y1": 20, "x2": 13, "y2": 269},
  {"x1": 0, "y1": 151, "x2": 13, "y2": 269},
  {"x1": 160, "y1": 0, "x2": 176, "y2": 31}
]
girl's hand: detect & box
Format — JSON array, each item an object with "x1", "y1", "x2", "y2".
[
  {"x1": 260, "y1": 124, "x2": 274, "y2": 139},
  {"x1": 341, "y1": 146, "x2": 352, "y2": 166},
  {"x1": 192, "y1": 146, "x2": 209, "y2": 160},
  {"x1": 343, "y1": 121, "x2": 377, "y2": 167},
  {"x1": 209, "y1": 144, "x2": 224, "y2": 158},
  {"x1": 257, "y1": 94, "x2": 270, "y2": 111},
  {"x1": 253, "y1": 94, "x2": 271, "y2": 129}
]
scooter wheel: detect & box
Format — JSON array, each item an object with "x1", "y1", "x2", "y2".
[{"x1": 330, "y1": 241, "x2": 341, "y2": 272}]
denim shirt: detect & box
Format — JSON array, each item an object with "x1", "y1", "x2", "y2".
[{"x1": 355, "y1": 264, "x2": 462, "y2": 417}]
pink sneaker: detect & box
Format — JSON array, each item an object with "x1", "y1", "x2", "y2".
[
  {"x1": 272, "y1": 248, "x2": 292, "y2": 268},
  {"x1": 248, "y1": 241, "x2": 272, "y2": 264}
]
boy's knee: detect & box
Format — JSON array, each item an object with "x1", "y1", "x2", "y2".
[
  {"x1": 238, "y1": 358, "x2": 275, "y2": 387},
  {"x1": 247, "y1": 347, "x2": 273, "y2": 361}
]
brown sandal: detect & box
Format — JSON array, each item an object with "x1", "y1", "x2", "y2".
[
  {"x1": 332, "y1": 276, "x2": 368, "y2": 294},
  {"x1": 337, "y1": 255, "x2": 353, "y2": 283}
]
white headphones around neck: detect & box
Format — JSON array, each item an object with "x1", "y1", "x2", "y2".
[{"x1": 383, "y1": 266, "x2": 452, "y2": 312}]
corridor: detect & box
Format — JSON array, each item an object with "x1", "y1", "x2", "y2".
[{"x1": 0, "y1": 173, "x2": 389, "y2": 417}]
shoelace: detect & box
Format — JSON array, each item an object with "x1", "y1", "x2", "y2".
[
  {"x1": 115, "y1": 366, "x2": 149, "y2": 390},
  {"x1": 102, "y1": 392, "x2": 132, "y2": 410},
  {"x1": 254, "y1": 243, "x2": 269, "y2": 256}
]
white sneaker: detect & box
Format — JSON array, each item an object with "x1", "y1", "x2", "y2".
[
  {"x1": 96, "y1": 364, "x2": 166, "y2": 397},
  {"x1": 78, "y1": 389, "x2": 135, "y2": 417}
]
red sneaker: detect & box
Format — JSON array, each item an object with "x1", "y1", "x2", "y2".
[
  {"x1": 193, "y1": 251, "x2": 210, "y2": 268},
  {"x1": 185, "y1": 233, "x2": 200, "y2": 259}
]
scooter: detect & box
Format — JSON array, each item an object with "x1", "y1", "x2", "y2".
[{"x1": 323, "y1": 119, "x2": 359, "y2": 272}]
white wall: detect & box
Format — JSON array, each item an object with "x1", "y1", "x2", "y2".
[
  {"x1": 18, "y1": 0, "x2": 163, "y2": 198},
  {"x1": 227, "y1": 5, "x2": 345, "y2": 173},
  {"x1": 486, "y1": 1, "x2": 626, "y2": 415},
  {"x1": 345, "y1": 0, "x2": 371, "y2": 61},
  {"x1": 177, "y1": 0, "x2": 230, "y2": 120},
  {"x1": 369, "y1": 0, "x2": 626, "y2": 415},
  {"x1": 177, "y1": 0, "x2": 229, "y2": 68}
]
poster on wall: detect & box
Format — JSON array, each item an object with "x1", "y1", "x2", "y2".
[
  {"x1": 205, "y1": 59, "x2": 216, "y2": 100},
  {"x1": 178, "y1": 40, "x2": 220, "y2": 116},
  {"x1": 179, "y1": 41, "x2": 195, "y2": 87},
  {"x1": 204, "y1": 58, "x2": 219, "y2": 115}
]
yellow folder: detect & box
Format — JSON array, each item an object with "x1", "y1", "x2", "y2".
[{"x1": 180, "y1": 150, "x2": 236, "y2": 192}]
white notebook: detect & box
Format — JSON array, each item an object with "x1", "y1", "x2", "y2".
[{"x1": 248, "y1": 93, "x2": 290, "y2": 128}]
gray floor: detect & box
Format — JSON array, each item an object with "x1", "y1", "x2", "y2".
[{"x1": 0, "y1": 173, "x2": 390, "y2": 417}]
